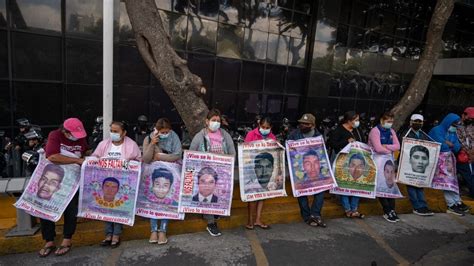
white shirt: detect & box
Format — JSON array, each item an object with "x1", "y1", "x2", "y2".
[
  {"x1": 198, "y1": 193, "x2": 213, "y2": 203},
  {"x1": 107, "y1": 144, "x2": 122, "y2": 158}
]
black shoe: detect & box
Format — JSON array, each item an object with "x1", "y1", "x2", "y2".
[
  {"x1": 457, "y1": 202, "x2": 470, "y2": 213},
  {"x1": 206, "y1": 223, "x2": 222, "y2": 237},
  {"x1": 390, "y1": 210, "x2": 400, "y2": 221},
  {"x1": 447, "y1": 205, "x2": 464, "y2": 216},
  {"x1": 383, "y1": 213, "x2": 397, "y2": 223},
  {"x1": 413, "y1": 208, "x2": 434, "y2": 216}
]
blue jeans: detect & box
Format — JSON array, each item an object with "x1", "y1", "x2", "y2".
[
  {"x1": 297, "y1": 192, "x2": 324, "y2": 222},
  {"x1": 457, "y1": 162, "x2": 474, "y2": 198},
  {"x1": 443, "y1": 190, "x2": 462, "y2": 207},
  {"x1": 407, "y1": 185, "x2": 428, "y2": 210},
  {"x1": 150, "y1": 219, "x2": 169, "y2": 233},
  {"x1": 105, "y1": 222, "x2": 123, "y2": 236},
  {"x1": 340, "y1": 195, "x2": 360, "y2": 212}
]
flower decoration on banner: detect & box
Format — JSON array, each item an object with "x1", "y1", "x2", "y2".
[{"x1": 91, "y1": 180, "x2": 130, "y2": 208}]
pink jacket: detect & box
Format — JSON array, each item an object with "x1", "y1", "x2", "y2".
[
  {"x1": 92, "y1": 136, "x2": 142, "y2": 161},
  {"x1": 244, "y1": 128, "x2": 277, "y2": 143},
  {"x1": 368, "y1": 127, "x2": 400, "y2": 154}
]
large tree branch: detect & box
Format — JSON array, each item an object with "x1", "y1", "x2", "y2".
[
  {"x1": 125, "y1": 0, "x2": 209, "y2": 136},
  {"x1": 390, "y1": 0, "x2": 454, "y2": 130}
]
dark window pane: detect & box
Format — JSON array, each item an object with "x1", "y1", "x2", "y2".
[
  {"x1": 118, "y1": 45, "x2": 149, "y2": 85},
  {"x1": 0, "y1": 0, "x2": 5, "y2": 27},
  {"x1": 339, "y1": 98, "x2": 355, "y2": 113},
  {"x1": 189, "y1": 0, "x2": 220, "y2": 21},
  {"x1": 188, "y1": 53, "x2": 215, "y2": 89},
  {"x1": 308, "y1": 71, "x2": 331, "y2": 97},
  {"x1": 13, "y1": 32, "x2": 61, "y2": 80},
  {"x1": 288, "y1": 37, "x2": 306, "y2": 67},
  {"x1": 290, "y1": 14, "x2": 310, "y2": 38},
  {"x1": 115, "y1": 86, "x2": 148, "y2": 123},
  {"x1": 328, "y1": 74, "x2": 341, "y2": 97},
  {"x1": 355, "y1": 99, "x2": 370, "y2": 116},
  {"x1": 0, "y1": 81, "x2": 11, "y2": 126},
  {"x1": 15, "y1": 82, "x2": 62, "y2": 125},
  {"x1": 347, "y1": 26, "x2": 364, "y2": 49},
  {"x1": 284, "y1": 96, "x2": 299, "y2": 121},
  {"x1": 350, "y1": 2, "x2": 368, "y2": 28},
  {"x1": 294, "y1": 0, "x2": 311, "y2": 14},
  {"x1": 187, "y1": 16, "x2": 217, "y2": 54},
  {"x1": 264, "y1": 64, "x2": 286, "y2": 92},
  {"x1": 237, "y1": 93, "x2": 261, "y2": 122},
  {"x1": 261, "y1": 94, "x2": 283, "y2": 119},
  {"x1": 286, "y1": 67, "x2": 305, "y2": 95},
  {"x1": 318, "y1": 0, "x2": 341, "y2": 20},
  {"x1": 160, "y1": 10, "x2": 188, "y2": 50},
  {"x1": 379, "y1": 35, "x2": 393, "y2": 56},
  {"x1": 243, "y1": 28, "x2": 267, "y2": 61},
  {"x1": 356, "y1": 76, "x2": 371, "y2": 98},
  {"x1": 215, "y1": 57, "x2": 241, "y2": 91},
  {"x1": 395, "y1": 15, "x2": 409, "y2": 38},
  {"x1": 386, "y1": 83, "x2": 400, "y2": 101},
  {"x1": 408, "y1": 20, "x2": 424, "y2": 41},
  {"x1": 339, "y1": 0, "x2": 352, "y2": 24},
  {"x1": 370, "y1": 79, "x2": 385, "y2": 100},
  {"x1": 340, "y1": 75, "x2": 357, "y2": 98},
  {"x1": 217, "y1": 23, "x2": 243, "y2": 59},
  {"x1": 336, "y1": 24, "x2": 348, "y2": 47},
  {"x1": 10, "y1": 0, "x2": 61, "y2": 32},
  {"x1": 150, "y1": 84, "x2": 181, "y2": 123},
  {"x1": 0, "y1": 30, "x2": 7, "y2": 77},
  {"x1": 241, "y1": 60, "x2": 264, "y2": 91},
  {"x1": 213, "y1": 91, "x2": 237, "y2": 118},
  {"x1": 380, "y1": 11, "x2": 396, "y2": 34},
  {"x1": 311, "y1": 40, "x2": 334, "y2": 72},
  {"x1": 268, "y1": 7, "x2": 292, "y2": 35},
  {"x1": 276, "y1": 0, "x2": 293, "y2": 9},
  {"x1": 219, "y1": 0, "x2": 245, "y2": 25},
  {"x1": 244, "y1": 0, "x2": 269, "y2": 32},
  {"x1": 315, "y1": 19, "x2": 337, "y2": 43},
  {"x1": 66, "y1": 84, "x2": 102, "y2": 130},
  {"x1": 66, "y1": 0, "x2": 103, "y2": 38},
  {"x1": 267, "y1": 33, "x2": 289, "y2": 65},
  {"x1": 364, "y1": 31, "x2": 380, "y2": 52},
  {"x1": 66, "y1": 38, "x2": 102, "y2": 84},
  {"x1": 119, "y1": 2, "x2": 134, "y2": 43}
]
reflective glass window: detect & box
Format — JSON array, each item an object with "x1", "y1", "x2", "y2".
[
  {"x1": 0, "y1": 0, "x2": 5, "y2": 27},
  {"x1": 66, "y1": 0, "x2": 103, "y2": 38},
  {"x1": 339, "y1": 98, "x2": 355, "y2": 113},
  {"x1": 150, "y1": 84, "x2": 181, "y2": 123},
  {"x1": 66, "y1": 38, "x2": 102, "y2": 84},
  {"x1": 155, "y1": 0, "x2": 188, "y2": 14},
  {"x1": 213, "y1": 91, "x2": 237, "y2": 118},
  {"x1": 66, "y1": 84, "x2": 102, "y2": 130},
  {"x1": 118, "y1": 45, "x2": 150, "y2": 86},
  {"x1": 219, "y1": 0, "x2": 245, "y2": 25},
  {"x1": 187, "y1": 16, "x2": 217, "y2": 54},
  {"x1": 338, "y1": 0, "x2": 352, "y2": 24},
  {"x1": 290, "y1": 14, "x2": 310, "y2": 38},
  {"x1": 237, "y1": 93, "x2": 261, "y2": 122},
  {"x1": 335, "y1": 24, "x2": 348, "y2": 47},
  {"x1": 318, "y1": 0, "x2": 341, "y2": 20},
  {"x1": 215, "y1": 57, "x2": 241, "y2": 91},
  {"x1": 119, "y1": 2, "x2": 134, "y2": 42},
  {"x1": 243, "y1": 0, "x2": 269, "y2": 32},
  {"x1": 187, "y1": 53, "x2": 215, "y2": 89},
  {"x1": 243, "y1": 28, "x2": 267, "y2": 61},
  {"x1": 308, "y1": 71, "x2": 331, "y2": 97},
  {"x1": 350, "y1": 2, "x2": 368, "y2": 28},
  {"x1": 160, "y1": 10, "x2": 188, "y2": 50},
  {"x1": 286, "y1": 67, "x2": 305, "y2": 95},
  {"x1": 217, "y1": 23, "x2": 243, "y2": 59},
  {"x1": 10, "y1": 0, "x2": 61, "y2": 32},
  {"x1": 15, "y1": 82, "x2": 62, "y2": 125},
  {"x1": 283, "y1": 96, "x2": 299, "y2": 121},
  {"x1": 288, "y1": 37, "x2": 306, "y2": 67},
  {"x1": 276, "y1": 0, "x2": 294, "y2": 9},
  {"x1": 267, "y1": 33, "x2": 289, "y2": 65},
  {"x1": 268, "y1": 7, "x2": 292, "y2": 35},
  {"x1": 355, "y1": 76, "x2": 371, "y2": 98},
  {"x1": 395, "y1": 15, "x2": 409, "y2": 38},
  {"x1": 340, "y1": 75, "x2": 357, "y2": 98},
  {"x1": 0, "y1": 81, "x2": 10, "y2": 126},
  {"x1": 0, "y1": 30, "x2": 7, "y2": 77},
  {"x1": 264, "y1": 64, "x2": 286, "y2": 92},
  {"x1": 294, "y1": 0, "x2": 311, "y2": 14},
  {"x1": 13, "y1": 32, "x2": 61, "y2": 80},
  {"x1": 115, "y1": 85, "x2": 148, "y2": 123},
  {"x1": 315, "y1": 19, "x2": 337, "y2": 43},
  {"x1": 347, "y1": 27, "x2": 364, "y2": 49},
  {"x1": 370, "y1": 79, "x2": 385, "y2": 99},
  {"x1": 241, "y1": 61, "x2": 264, "y2": 91},
  {"x1": 189, "y1": 0, "x2": 220, "y2": 21},
  {"x1": 311, "y1": 40, "x2": 334, "y2": 72},
  {"x1": 261, "y1": 94, "x2": 283, "y2": 118}
]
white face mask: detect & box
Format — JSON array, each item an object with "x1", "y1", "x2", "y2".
[
  {"x1": 259, "y1": 128, "x2": 271, "y2": 136},
  {"x1": 209, "y1": 121, "x2": 220, "y2": 132},
  {"x1": 67, "y1": 135, "x2": 78, "y2": 141},
  {"x1": 110, "y1": 132, "x2": 121, "y2": 142},
  {"x1": 383, "y1": 122, "x2": 393, "y2": 129},
  {"x1": 353, "y1": 121, "x2": 360, "y2": 128}
]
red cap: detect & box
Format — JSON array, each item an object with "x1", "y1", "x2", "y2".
[
  {"x1": 63, "y1": 118, "x2": 87, "y2": 139},
  {"x1": 464, "y1": 107, "x2": 474, "y2": 119}
]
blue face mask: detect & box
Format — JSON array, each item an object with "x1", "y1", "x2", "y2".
[
  {"x1": 259, "y1": 128, "x2": 271, "y2": 136},
  {"x1": 110, "y1": 132, "x2": 122, "y2": 142},
  {"x1": 448, "y1": 126, "x2": 457, "y2": 133},
  {"x1": 159, "y1": 133, "x2": 169, "y2": 139},
  {"x1": 382, "y1": 122, "x2": 393, "y2": 129}
]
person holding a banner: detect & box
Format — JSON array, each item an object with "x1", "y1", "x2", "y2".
[
  {"x1": 91, "y1": 121, "x2": 141, "y2": 248},
  {"x1": 39, "y1": 118, "x2": 89, "y2": 257},
  {"x1": 142, "y1": 118, "x2": 182, "y2": 244},
  {"x1": 368, "y1": 112, "x2": 401, "y2": 223},
  {"x1": 399, "y1": 114, "x2": 435, "y2": 216},
  {"x1": 244, "y1": 117, "x2": 276, "y2": 230},
  {"x1": 429, "y1": 113, "x2": 470, "y2": 216},
  {"x1": 190, "y1": 109, "x2": 236, "y2": 237},
  {"x1": 327, "y1": 111, "x2": 366, "y2": 219},
  {"x1": 287, "y1": 113, "x2": 327, "y2": 227},
  {"x1": 457, "y1": 107, "x2": 474, "y2": 199}
]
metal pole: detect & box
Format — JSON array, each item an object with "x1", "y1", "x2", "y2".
[{"x1": 103, "y1": 0, "x2": 114, "y2": 139}]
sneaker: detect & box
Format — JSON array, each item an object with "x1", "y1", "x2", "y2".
[
  {"x1": 457, "y1": 203, "x2": 471, "y2": 213},
  {"x1": 422, "y1": 208, "x2": 435, "y2": 216},
  {"x1": 391, "y1": 210, "x2": 401, "y2": 221},
  {"x1": 413, "y1": 208, "x2": 434, "y2": 216},
  {"x1": 383, "y1": 213, "x2": 397, "y2": 223},
  {"x1": 447, "y1": 205, "x2": 464, "y2": 216},
  {"x1": 206, "y1": 223, "x2": 222, "y2": 237}
]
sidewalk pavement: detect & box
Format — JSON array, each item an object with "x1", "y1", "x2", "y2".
[{"x1": 0, "y1": 213, "x2": 472, "y2": 266}]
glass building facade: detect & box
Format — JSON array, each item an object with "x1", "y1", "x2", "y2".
[{"x1": 0, "y1": 0, "x2": 473, "y2": 136}]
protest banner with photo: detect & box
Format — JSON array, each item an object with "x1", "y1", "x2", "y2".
[
  {"x1": 396, "y1": 137, "x2": 441, "y2": 188},
  {"x1": 238, "y1": 140, "x2": 287, "y2": 202},
  {"x1": 136, "y1": 161, "x2": 184, "y2": 220},
  {"x1": 286, "y1": 136, "x2": 336, "y2": 197},
  {"x1": 78, "y1": 157, "x2": 141, "y2": 226},
  {"x1": 15, "y1": 156, "x2": 81, "y2": 222},
  {"x1": 374, "y1": 154, "x2": 403, "y2": 198},
  {"x1": 431, "y1": 152, "x2": 459, "y2": 193},
  {"x1": 178, "y1": 150, "x2": 235, "y2": 216},
  {"x1": 330, "y1": 142, "x2": 377, "y2": 199}
]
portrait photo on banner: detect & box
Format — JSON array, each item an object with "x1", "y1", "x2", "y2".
[
  {"x1": 78, "y1": 158, "x2": 141, "y2": 226},
  {"x1": 15, "y1": 156, "x2": 81, "y2": 222},
  {"x1": 330, "y1": 142, "x2": 377, "y2": 198},
  {"x1": 136, "y1": 161, "x2": 184, "y2": 220},
  {"x1": 179, "y1": 150, "x2": 234, "y2": 216},
  {"x1": 374, "y1": 154, "x2": 402, "y2": 198},
  {"x1": 286, "y1": 136, "x2": 337, "y2": 197},
  {"x1": 396, "y1": 138, "x2": 440, "y2": 188},
  {"x1": 238, "y1": 140, "x2": 286, "y2": 202},
  {"x1": 431, "y1": 151, "x2": 459, "y2": 193}
]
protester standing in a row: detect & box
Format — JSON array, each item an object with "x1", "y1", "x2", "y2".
[{"x1": 457, "y1": 107, "x2": 474, "y2": 199}]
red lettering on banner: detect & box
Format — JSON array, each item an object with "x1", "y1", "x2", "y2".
[{"x1": 183, "y1": 170, "x2": 194, "y2": 195}]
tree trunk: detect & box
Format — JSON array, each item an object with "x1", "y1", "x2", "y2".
[
  {"x1": 124, "y1": 0, "x2": 209, "y2": 136},
  {"x1": 390, "y1": 0, "x2": 454, "y2": 130}
]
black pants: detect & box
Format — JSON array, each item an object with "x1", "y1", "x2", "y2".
[
  {"x1": 40, "y1": 193, "x2": 78, "y2": 242},
  {"x1": 378, "y1": 197, "x2": 395, "y2": 214}
]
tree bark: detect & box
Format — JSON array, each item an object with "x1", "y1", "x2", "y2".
[
  {"x1": 390, "y1": 0, "x2": 454, "y2": 130},
  {"x1": 124, "y1": 0, "x2": 209, "y2": 136}
]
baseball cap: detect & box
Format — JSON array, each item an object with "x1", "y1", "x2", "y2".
[
  {"x1": 410, "y1": 114, "x2": 424, "y2": 121},
  {"x1": 63, "y1": 118, "x2": 87, "y2": 139},
  {"x1": 464, "y1": 107, "x2": 474, "y2": 119},
  {"x1": 298, "y1": 113, "x2": 316, "y2": 124}
]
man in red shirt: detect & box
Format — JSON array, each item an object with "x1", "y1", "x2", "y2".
[{"x1": 39, "y1": 118, "x2": 89, "y2": 257}]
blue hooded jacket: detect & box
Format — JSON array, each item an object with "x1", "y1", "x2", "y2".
[{"x1": 428, "y1": 113, "x2": 461, "y2": 153}]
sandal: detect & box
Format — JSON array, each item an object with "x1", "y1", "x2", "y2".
[
  {"x1": 55, "y1": 245, "x2": 72, "y2": 256},
  {"x1": 149, "y1": 232, "x2": 158, "y2": 244},
  {"x1": 111, "y1": 240, "x2": 121, "y2": 249},
  {"x1": 345, "y1": 211, "x2": 353, "y2": 218},
  {"x1": 312, "y1": 217, "x2": 327, "y2": 228},
  {"x1": 254, "y1": 223, "x2": 271, "y2": 230},
  {"x1": 158, "y1": 232, "x2": 168, "y2": 245},
  {"x1": 245, "y1": 224, "x2": 254, "y2": 230},
  {"x1": 306, "y1": 219, "x2": 319, "y2": 227},
  {"x1": 100, "y1": 239, "x2": 112, "y2": 247},
  {"x1": 351, "y1": 212, "x2": 365, "y2": 219},
  {"x1": 38, "y1": 245, "x2": 56, "y2": 258}
]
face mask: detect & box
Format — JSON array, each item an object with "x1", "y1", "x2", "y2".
[
  {"x1": 383, "y1": 122, "x2": 393, "y2": 129},
  {"x1": 67, "y1": 135, "x2": 78, "y2": 141},
  {"x1": 448, "y1": 126, "x2": 457, "y2": 133},
  {"x1": 209, "y1": 121, "x2": 220, "y2": 132},
  {"x1": 259, "y1": 128, "x2": 271, "y2": 136},
  {"x1": 353, "y1": 121, "x2": 360, "y2": 128},
  {"x1": 159, "y1": 133, "x2": 169, "y2": 139},
  {"x1": 110, "y1": 132, "x2": 122, "y2": 142},
  {"x1": 300, "y1": 126, "x2": 311, "y2": 133},
  {"x1": 411, "y1": 123, "x2": 423, "y2": 131}
]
